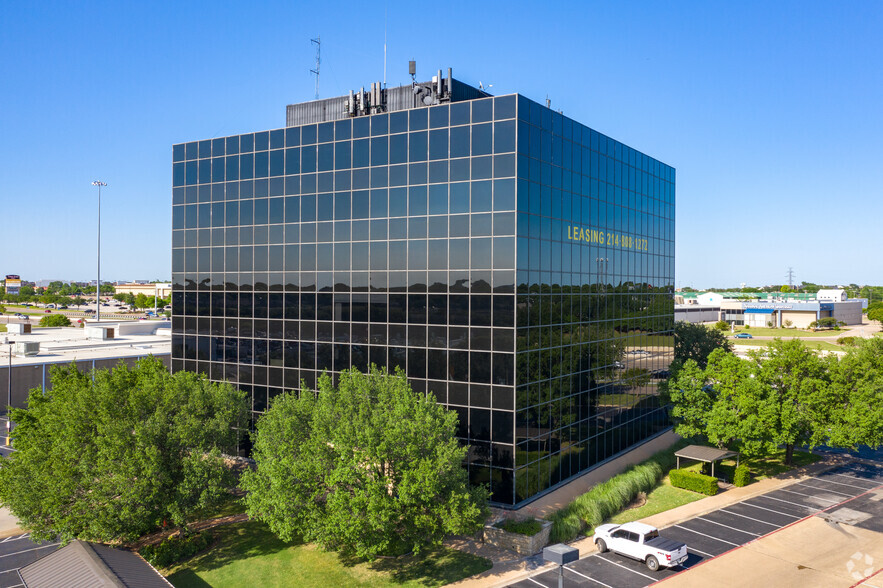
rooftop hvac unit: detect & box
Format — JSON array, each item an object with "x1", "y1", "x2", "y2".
[{"x1": 14, "y1": 342, "x2": 39, "y2": 357}]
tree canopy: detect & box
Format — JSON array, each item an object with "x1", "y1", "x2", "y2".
[
  {"x1": 241, "y1": 367, "x2": 488, "y2": 559},
  {"x1": 39, "y1": 314, "x2": 71, "y2": 327},
  {"x1": 0, "y1": 356, "x2": 248, "y2": 543},
  {"x1": 673, "y1": 321, "x2": 733, "y2": 370},
  {"x1": 667, "y1": 339, "x2": 882, "y2": 463}
]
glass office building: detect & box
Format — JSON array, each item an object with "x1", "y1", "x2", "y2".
[{"x1": 171, "y1": 76, "x2": 675, "y2": 506}]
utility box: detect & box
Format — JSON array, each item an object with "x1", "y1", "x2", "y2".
[
  {"x1": 6, "y1": 323, "x2": 31, "y2": 335},
  {"x1": 543, "y1": 544, "x2": 579, "y2": 566},
  {"x1": 13, "y1": 342, "x2": 40, "y2": 357},
  {"x1": 86, "y1": 326, "x2": 115, "y2": 340}
]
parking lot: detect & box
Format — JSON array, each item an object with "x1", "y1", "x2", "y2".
[
  {"x1": 0, "y1": 533, "x2": 59, "y2": 587},
  {"x1": 510, "y1": 461, "x2": 883, "y2": 588}
]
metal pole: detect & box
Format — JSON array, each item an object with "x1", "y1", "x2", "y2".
[
  {"x1": 6, "y1": 340, "x2": 12, "y2": 442},
  {"x1": 558, "y1": 564, "x2": 563, "y2": 588},
  {"x1": 92, "y1": 181, "x2": 107, "y2": 322}
]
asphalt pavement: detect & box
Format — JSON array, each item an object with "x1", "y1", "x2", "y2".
[{"x1": 509, "y1": 462, "x2": 883, "y2": 588}]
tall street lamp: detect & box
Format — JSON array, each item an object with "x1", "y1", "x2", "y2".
[
  {"x1": 92, "y1": 181, "x2": 107, "y2": 322},
  {"x1": 5, "y1": 338, "x2": 13, "y2": 445}
]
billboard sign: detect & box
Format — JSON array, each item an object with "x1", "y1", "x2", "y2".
[{"x1": 5, "y1": 275, "x2": 21, "y2": 295}]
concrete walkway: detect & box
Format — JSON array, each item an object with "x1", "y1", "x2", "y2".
[
  {"x1": 448, "y1": 453, "x2": 853, "y2": 588},
  {"x1": 0, "y1": 507, "x2": 23, "y2": 539}
]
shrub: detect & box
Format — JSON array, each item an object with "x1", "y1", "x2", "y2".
[
  {"x1": 495, "y1": 518, "x2": 543, "y2": 536},
  {"x1": 714, "y1": 320, "x2": 729, "y2": 331},
  {"x1": 547, "y1": 509, "x2": 581, "y2": 544},
  {"x1": 743, "y1": 325, "x2": 750, "y2": 330},
  {"x1": 733, "y1": 464, "x2": 751, "y2": 487},
  {"x1": 549, "y1": 460, "x2": 663, "y2": 542},
  {"x1": 837, "y1": 337, "x2": 857, "y2": 347},
  {"x1": 140, "y1": 531, "x2": 212, "y2": 568},
  {"x1": 669, "y1": 468, "x2": 718, "y2": 496},
  {"x1": 39, "y1": 314, "x2": 71, "y2": 327}
]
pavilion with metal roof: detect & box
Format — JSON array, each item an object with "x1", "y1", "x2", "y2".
[{"x1": 674, "y1": 445, "x2": 739, "y2": 478}]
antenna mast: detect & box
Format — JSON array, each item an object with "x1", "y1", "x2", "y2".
[
  {"x1": 310, "y1": 36, "x2": 321, "y2": 100},
  {"x1": 383, "y1": 6, "x2": 388, "y2": 87}
]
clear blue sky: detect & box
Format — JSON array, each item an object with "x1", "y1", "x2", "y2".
[{"x1": 2, "y1": 1, "x2": 881, "y2": 289}]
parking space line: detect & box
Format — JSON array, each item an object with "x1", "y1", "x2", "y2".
[
  {"x1": 719, "y1": 508, "x2": 783, "y2": 528},
  {"x1": 754, "y1": 493, "x2": 821, "y2": 511},
  {"x1": 0, "y1": 535, "x2": 29, "y2": 544},
  {"x1": 596, "y1": 555, "x2": 658, "y2": 581},
  {"x1": 672, "y1": 524, "x2": 740, "y2": 547},
  {"x1": 0, "y1": 543, "x2": 59, "y2": 559},
  {"x1": 695, "y1": 516, "x2": 761, "y2": 536},
  {"x1": 813, "y1": 475, "x2": 879, "y2": 491},
  {"x1": 739, "y1": 501, "x2": 802, "y2": 519},
  {"x1": 526, "y1": 576, "x2": 549, "y2": 587},
  {"x1": 776, "y1": 487, "x2": 839, "y2": 502},
  {"x1": 794, "y1": 482, "x2": 856, "y2": 497},
  {"x1": 565, "y1": 564, "x2": 615, "y2": 587},
  {"x1": 687, "y1": 546, "x2": 715, "y2": 558},
  {"x1": 828, "y1": 472, "x2": 882, "y2": 486}
]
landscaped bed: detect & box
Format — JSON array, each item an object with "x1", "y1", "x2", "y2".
[{"x1": 164, "y1": 520, "x2": 492, "y2": 588}]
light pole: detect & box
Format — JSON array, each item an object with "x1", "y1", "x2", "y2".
[
  {"x1": 92, "y1": 181, "x2": 107, "y2": 322},
  {"x1": 5, "y1": 339, "x2": 13, "y2": 444}
]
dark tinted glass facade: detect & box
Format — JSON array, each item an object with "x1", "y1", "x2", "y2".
[{"x1": 171, "y1": 90, "x2": 675, "y2": 507}]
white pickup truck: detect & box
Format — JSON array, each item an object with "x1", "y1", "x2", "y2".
[{"x1": 592, "y1": 521, "x2": 688, "y2": 571}]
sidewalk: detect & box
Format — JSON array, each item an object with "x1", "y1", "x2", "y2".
[
  {"x1": 448, "y1": 453, "x2": 852, "y2": 588},
  {"x1": 0, "y1": 507, "x2": 23, "y2": 538}
]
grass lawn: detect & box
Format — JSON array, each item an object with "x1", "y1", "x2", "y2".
[
  {"x1": 731, "y1": 326, "x2": 840, "y2": 338},
  {"x1": 165, "y1": 521, "x2": 492, "y2": 588},
  {"x1": 682, "y1": 448, "x2": 821, "y2": 482},
  {"x1": 0, "y1": 324, "x2": 5, "y2": 332},
  {"x1": 732, "y1": 339, "x2": 843, "y2": 352},
  {"x1": 608, "y1": 480, "x2": 705, "y2": 525}
]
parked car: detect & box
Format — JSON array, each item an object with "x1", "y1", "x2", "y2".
[
  {"x1": 593, "y1": 522, "x2": 688, "y2": 571},
  {"x1": 58, "y1": 305, "x2": 68, "y2": 309},
  {"x1": 84, "y1": 309, "x2": 95, "y2": 314},
  {"x1": 15, "y1": 313, "x2": 28, "y2": 320},
  {"x1": 734, "y1": 332, "x2": 753, "y2": 339}
]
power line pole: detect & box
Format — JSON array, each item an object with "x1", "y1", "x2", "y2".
[
  {"x1": 786, "y1": 267, "x2": 795, "y2": 289},
  {"x1": 310, "y1": 36, "x2": 321, "y2": 100}
]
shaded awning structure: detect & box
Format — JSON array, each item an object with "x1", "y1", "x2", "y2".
[
  {"x1": 19, "y1": 540, "x2": 173, "y2": 588},
  {"x1": 675, "y1": 445, "x2": 739, "y2": 478}
]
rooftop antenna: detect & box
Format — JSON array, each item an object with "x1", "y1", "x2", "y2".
[
  {"x1": 383, "y1": 6, "x2": 388, "y2": 88},
  {"x1": 310, "y1": 36, "x2": 321, "y2": 100}
]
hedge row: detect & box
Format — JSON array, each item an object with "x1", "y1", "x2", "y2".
[
  {"x1": 669, "y1": 468, "x2": 719, "y2": 495},
  {"x1": 140, "y1": 531, "x2": 212, "y2": 568}
]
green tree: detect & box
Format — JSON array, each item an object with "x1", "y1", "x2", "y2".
[
  {"x1": 826, "y1": 338, "x2": 883, "y2": 448},
  {"x1": 134, "y1": 293, "x2": 151, "y2": 310},
  {"x1": 242, "y1": 367, "x2": 488, "y2": 559},
  {"x1": 867, "y1": 302, "x2": 883, "y2": 323},
  {"x1": 0, "y1": 357, "x2": 248, "y2": 543},
  {"x1": 667, "y1": 359, "x2": 714, "y2": 439},
  {"x1": 113, "y1": 293, "x2": 127, "y2": 303},
  {"x1": 673, "y1": 321, "x2": 733, "y2": 369},
  {"x1": 702, "y1": 349, "x2": 769, "y2": 456},
  {"x1": 71, "y1": 297, "x2": 87, "y2": 309},
  {"x1": 750, "y1": 339, "x2": 830, "y2": 464},
  {"x1": 39, "y1": 314, "x2": 71, "y2": 327}
]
